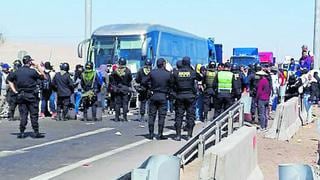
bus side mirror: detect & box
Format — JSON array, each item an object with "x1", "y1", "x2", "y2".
[
  {"x1": 77, "y1": 39, "x2": 91, "y2": 58},
  {"x1": 142, "y1": 37, "x2": 151, "y2": 57}
]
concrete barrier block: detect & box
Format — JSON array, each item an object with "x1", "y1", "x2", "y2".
[
  {"x1": 131, "y1": 169, "x2": 149, "y2": 180},
  {"x1": 278, "y1": 97, "x2": 301, "y2": 141},
  {"x1": 265, "y1": 97, "x2": 302, "y2": 141},
  {"x1": 132, "y1": 155, "x2": 180, "y2": 180},
  {"x1": 265, "y1": 103, "x2": 284, "y2": 139},
  {"x1": 200, "y1": 127, "x2": 263, "y2": 180}
]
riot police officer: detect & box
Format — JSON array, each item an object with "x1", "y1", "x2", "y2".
[
  {"x1": 7, "y1": 55, "x2": 45, "y2": 138},
  {"x1": 213, "y1": 63, "x2": 236, "y2": 116},
  {"x1": 202, "y1": 61, "x2": 217, "y2": 122},
  {"x1": 143, "y1": 58, "x2": 173, "y2": 140},
  {"x1": 52, "y1": 63, "x2": 74, "y2": 121},
  {"x1": 7, "y1": 60, "x2": 22, "y2": 121},
  {"x1": 135, "y1": 59, "x2": 152, "y2": 122},
  {"x1": 81, "y1": 62, "x2": 101, "y2": 121},
  {"x1": 110, "y1": 57, "x2": 132, "y2": 121},
  {"x1": 250, "y1": 63, "x2": 262, "y2": 120},
  {"x1": 231, "y1": 64, "x2": 242, "y2": 100},
  {"x1": 173, "y1": 56, "x2": 202, "y2": 141}
]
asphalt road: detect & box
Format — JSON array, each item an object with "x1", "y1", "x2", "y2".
[{"x1": 0, "y1": 109, "x2": 180, "y2": 180}]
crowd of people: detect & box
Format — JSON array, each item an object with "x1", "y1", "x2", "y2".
[{"x1": 0, "y1": 45, "x2": 318, "y2": 140}]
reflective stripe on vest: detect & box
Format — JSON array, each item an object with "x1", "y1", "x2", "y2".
[{"x1": 218, "y1": 71, "x2": 233, "y2": 93}]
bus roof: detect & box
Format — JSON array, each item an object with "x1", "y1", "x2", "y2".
[{"x1": 93, "y1": 23, "x2": 205, "y2": 41}]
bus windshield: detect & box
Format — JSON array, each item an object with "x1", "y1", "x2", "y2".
[
  {"x1": 90, "y1": 35, "x2": 143, "y2": 68},
  {"x1": 91, "y1": 36, "x2": 115, "y2": 67}
]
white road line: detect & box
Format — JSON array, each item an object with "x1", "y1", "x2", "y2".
[
  {"x1": 30, "y1": 139, "x2": 151, "y2": 180},
  {"x1": 0, "y1": 128, "x2": 114, "y2": 158},
  {"x1": 30, "y1": 130, "x2": 176, "y2": 180}
]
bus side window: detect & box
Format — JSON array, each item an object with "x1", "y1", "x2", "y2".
[{"x1": 148, "y1": 46, "x2": 153, "y2": 59}]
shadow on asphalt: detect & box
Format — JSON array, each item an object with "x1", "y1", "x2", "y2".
[{"x1": 10, "y1": 132, "x2": 46, "y2": 138}]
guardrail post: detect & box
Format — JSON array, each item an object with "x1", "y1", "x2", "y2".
[
  {"x1": 215, "y1": 121, "x2": 220, "y2": 143},
  {"x1": 228, "y1": 111, "x2": 234, "y2": 135},
  {"x1": 198, "y1": 134, "x2": 205, "y2": 161},
  {"x1": 239, "y1": 103, "x2": 244, "y2": 127}
]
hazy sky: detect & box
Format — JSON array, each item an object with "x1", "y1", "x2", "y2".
[{"x1": 0, "y1": 0, "x2": 314, "y2": 60}]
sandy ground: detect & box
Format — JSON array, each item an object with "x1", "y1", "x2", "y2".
[
  {"x1": 181, "y1": 106, "x2": 319, "y2": 180},
  {"x1": 0, "y1": 40, "x2": 82, "y2": 69},
  {"x1": 258, "y1": 105, "x2": 319, "y2": 180}
]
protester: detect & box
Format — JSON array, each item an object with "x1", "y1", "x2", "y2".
[{"x1": 256, "y1": 70, "x2": 271, "y2": 130}]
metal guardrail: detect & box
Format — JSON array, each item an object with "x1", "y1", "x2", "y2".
[{"x1": 174, "y1": 101, "x2": 244, "y2": 166}]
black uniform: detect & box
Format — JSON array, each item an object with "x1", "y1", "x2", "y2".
[
  {"x1": 135, "y1": 66, "x2": 151, "y2": 121},
  {"x1": 173, "y1": 62, "x2": 201, "y2": 140},
  {"x1": 7, "y1": 65, "x2": 44, "y2": 138},
  {"x1": 52, "y1": 71, "x2": 74, "y2": 121},
  {"x1": 143, "y1": 59, "x2": 172, "y2": 140},
  {"x1": 202, "y1": 68, "x2": 216, "y2": 121},
  {"x1": 232, "y1": 70, "x2": 242, "y2": 100},
  {"x1": 6, "y1": 71, "x2": 19, "y2": 121},
  {"x1": 110, "y1": 66, "x2": 132, "y2": 121}
]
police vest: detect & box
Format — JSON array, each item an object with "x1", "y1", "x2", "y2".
[
  {"x1": 176, "y1": 69, "x2": 195, "y2": 93},
  {"x1": 205, "y1": 69, "x2": 216, "y2": 88},
  {"x1": 218, "y1": 71, "x2": 233, "y2": 93},
  {"x1": 143, "y1": 67, "x2": 151, "y2": 75}
]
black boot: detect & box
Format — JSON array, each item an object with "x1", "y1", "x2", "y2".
[
  {"x1": 83, "y1": 112, "x2": 88, "y2": 121},
  {"x1": 123, "y1": 114, "x2": 128, "y2": 122},
  {"x1": 157, "y1": 125, "x2": 167, "y2": 140},
  {"x1": 17, "y1": 130, "x2": 26, "y2": 139},
  {"x1": 186, "y1": 126, "x2": 194, "y2": 140},
  {"x1": 140, "y1": 115, "x2": 145, "y2": 122},
  {"x1": 115, "y1": 110, "x2": 120, "y2": 122},
  {"x1": 33, "y1": 130, "x2": 45, "y2": 138},
  {"x1": 148, "y1": 124, "x2": 154, "y2": 140},
  {"x1": 174, "y1": 127, "x2": 181, "y2": 141}
]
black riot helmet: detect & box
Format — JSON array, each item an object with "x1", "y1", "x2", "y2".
[
  {"x1": 182, "y1": 56, "x2": 191, "y2": 67},
  {"x1": 60, "y1": 62, "x2": 70, "y2": 72},
  {"x1": 208, "y1": 61, "x2": 216, "y2": 69},
  {"x1": 176, "y1": 60, "x2": 183, "y2": 69},
  {"x1": 255, "y1": 63, "x2": 262, "y2": 72},
  {"x1": 224, "y1": 62, "x2": 231, "y2": 69},
  {"x1": 156, "y1": 58, "x2": 166, "y2": 68},
  {"x1": 145, "y1": 58, "x2": 152, "y2": 66},
  {"x1": 85, "y1": 62, "x2": 94, "y2": 70},
  {"x1": 22, "y1": 55, "x2": 32, "y2": 65},
  {"x1": 118, "y1": 57, "x2": 127, "y2": 66},
  {"x1": 13, "y1": 59, "x2": 22, "y2": 69},
  {"x1": 231, "y1": 64, "x2": 239, "y2": 72}
]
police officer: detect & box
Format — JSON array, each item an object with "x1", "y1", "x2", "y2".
[
  {"x1": 110, "y1": 57, "x2": 132, "y2": 121},
  {"x1": 81, "y1": 62, "x2": 101, "y2": 121},
  {"x1": 135, "y1": 59, "x2": 152, "y2": 122},
  {"x1": 143, "y1": 58, "x2": 172, "y2": 140},
  {"x1": 51, "y1": 63, "x2": 74, "y2": 121},
  {"x1": 213, "y1": 63, "x2": 236, "y2": 116},
  {"x1": 7, "y1": 60, "x2": 22, "y2": 121},
  {"x1": 250, "y1": 63, "x2": 262, "y2": 120},
  {"x1": 231, "y1": 64, "x2": 242, "y2": 100},
  {"x1": 7, "y1": 55, "x2": 45, "y2": 138},
  {"x1": 202, "y1": 61, "x2": 217, "y2": 122},
  {"x1": 173, "y1": 57, "x2": 202, "y2": 141}
]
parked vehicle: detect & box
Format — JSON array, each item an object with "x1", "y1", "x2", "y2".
[{"x1": 230, "y1": 47, "x2": 259, "y2": 66}]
